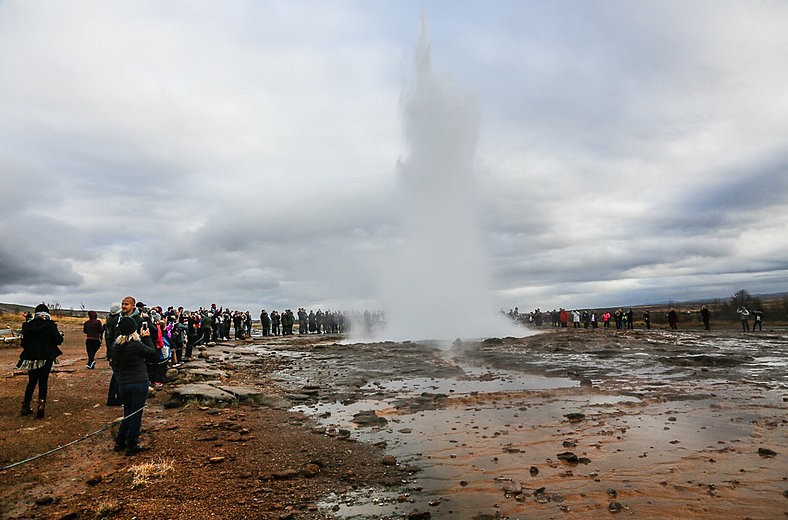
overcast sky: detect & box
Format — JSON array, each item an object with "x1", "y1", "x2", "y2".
[{"x1": 1, "y1": 0, "x2": 787, "y2": 315}]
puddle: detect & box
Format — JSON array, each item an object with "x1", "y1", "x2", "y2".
[{"x1": 249, "y1": 330, "x2": 787, "y2": 518}]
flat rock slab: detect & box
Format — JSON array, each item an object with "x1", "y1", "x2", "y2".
[
  {"x1": 187, "y1": 368, "x2": 228, "y2": 379},
  {"x1": 216, "y1": 385, "x2": 264, "y2": 402},
  {"x1": 257, "y1": 395, "x2": 292, "y2": 409},
  {"x1": 171, "y1": 384, "x2": 236, "y2": 402}
]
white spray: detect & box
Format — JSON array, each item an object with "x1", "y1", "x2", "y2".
[{"x1": 376, "y1": 19, "x2": 520, "y2": 342}]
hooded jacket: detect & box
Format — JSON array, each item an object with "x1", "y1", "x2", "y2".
[
  {"x1": 83, "y1": 311, "x2": 104, "y2": 341},
  {"x1": 20, "y1": 316, "x2": 64, "y2": 362}
]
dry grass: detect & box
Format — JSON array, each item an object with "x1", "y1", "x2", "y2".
[
  {"x1": 94, "y1": 500, "x2": 122, "y2": 518},
  {"x1": 127, "y1": 458, "x2": 174, "y2": 489}
]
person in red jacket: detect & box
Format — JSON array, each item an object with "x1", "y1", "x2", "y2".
[{"x1": 83, "y1": 310, "x2": 104, "y2": 369}]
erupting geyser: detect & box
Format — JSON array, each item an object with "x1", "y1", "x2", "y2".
[{"x1": 377, "y1": 20, "x2": 519, "y2": 341}]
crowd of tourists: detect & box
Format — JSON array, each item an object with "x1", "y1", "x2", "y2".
[
  {"x1": 15, "y1": 297, "x2": 357, "y2": 457},
  {"x1": 16, "y1": 296, "x2": 767, "y2": 458},
  {"x1": 504, "y1": 305, "x2": 765, "y2": 332}
]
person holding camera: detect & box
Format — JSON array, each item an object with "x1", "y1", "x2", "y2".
[
  {"x1": 106, "y1": 296, "x2": 144, "y2": 406},
  {"x1": 110, "y1": 316, "x2": 157, "y2": 456}
]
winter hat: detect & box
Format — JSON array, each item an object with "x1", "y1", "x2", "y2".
[
  {"x1": 117, "y1": 317, "x2": 137, "y2": 336},
  {"x1": 34, "y1": 303, "x2": 50, "y2": 314},
  {"x1": 109, "y1": 302, "x2": 121, "y2": 314}
]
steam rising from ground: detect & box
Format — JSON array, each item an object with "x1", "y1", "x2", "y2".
[{"x1": 375, "y1": 22, "x2": 522, "y2": 342}]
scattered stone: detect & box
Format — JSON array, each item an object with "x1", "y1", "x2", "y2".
[
  {"x1": 534, "y1": 492, "x2": 550, "y2": 503},
  {"x1": 209, "y1": 456, "x2": 225, "y2": 464},
  {"x1": 257, "y1": 395, "x2": 292, "y2": 410},
  {"x1": 580, "y1": 377, "x2": 593, "y2": 387},
  {"x1": 607, "y1": 488, "x2": 617, "y2": 497},
  {"x1": 85, "y1": 474, "x2": 103, "y2": 486},
  {"x1": 501, "y1": 480, "x2": 522, "y2": 494},
  {"x1": 407, "y1": 511, "x2": 431, "y2": 519},
  {"x1": 272, "y1": 469, "x2": 299, "y2": 479},
  {"x1": 382, "y1": 455, "x2": 397, "y2": 466},
  {"x1": 562, "y1": 439, "x2": 577, "y2": 448},
  {"x1": 608, "y1": 501, "x2": 623, "y2": 513},
  {"x1": 564, "y1": 413, "x2": 585, "y2": 423},
  {"x1": 758, "y1": 448, "x2": 777, "y2": 457},
  {"x1": 303, "y1": 464, "x2": 320, "y2": 477},
  {"x1": 352, "y1": 410, "x2": 388, "y2": 426},
  {"x1": 460, "y1": 480, "x2": 469, "y2": 486},
  {"x1": 35, "y1": 496, "x2": 54, "y2": 506},
  {"x1": 557, "y1": 451, "x2": 579, "y2": 464},
  {"x1": 529, "y1": 466, "x2": 539, "y2": 477},
  {"x1": 301, "y1": 386, "x2": 320, "y2": 396}
]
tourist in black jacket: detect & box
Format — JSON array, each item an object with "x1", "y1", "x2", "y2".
[
  {"x1": 18, "y1": 303, "x2": 63, "y2": 418},
  {"x1": 110, "y1": 317, "x2": 157, "y2": 455}
]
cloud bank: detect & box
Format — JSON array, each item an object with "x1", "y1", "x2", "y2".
[{"x1": 1, "y1": 1, "x2": 786, "y2": 316}]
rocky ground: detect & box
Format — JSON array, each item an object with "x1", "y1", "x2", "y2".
[
  {"x1": 0, "y1": 317, "x2": 404, "y2": 520},
  {"x1": 1, "y1": 315, "x2": 786, "y2": 519}
]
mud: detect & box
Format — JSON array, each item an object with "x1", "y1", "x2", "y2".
[{"x1": 238, "y1": 327, "x2": 787, "y2": 519}]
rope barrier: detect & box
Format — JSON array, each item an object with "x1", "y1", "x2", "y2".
[{"x1": 0, "y1": 404, "x2": 148, "y2": 472}]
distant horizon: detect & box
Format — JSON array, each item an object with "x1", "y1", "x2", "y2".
[{"x1": 2, "y1": 290, "x2": 785, "y2": 316}]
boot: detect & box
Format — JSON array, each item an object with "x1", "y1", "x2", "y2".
[
  {"x1": 35, "y1": 399, "x2": 46, "y2": 419},
  {"x1": 21, "y1": 401, "x2": 33, "y2": 416}
]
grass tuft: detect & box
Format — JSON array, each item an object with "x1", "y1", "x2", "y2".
[
  {"x1": 95, "y1": 500, "x2": 121, "y2": 518},
  {"x1": 127, "y1": 458, "x2": 174, "y2": 489}
]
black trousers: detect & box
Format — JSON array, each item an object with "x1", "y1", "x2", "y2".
[{"x1": 24, "y1": 360, "x2": 53, "y2": 402}]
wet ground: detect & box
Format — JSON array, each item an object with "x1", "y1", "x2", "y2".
[{"x1": 230, "y1": 328, "x2": 787, "y2": 519}]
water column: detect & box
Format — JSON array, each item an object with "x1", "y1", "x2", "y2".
[{"x1": 379, "y1": 21, "x2": 512, "y2": 341}]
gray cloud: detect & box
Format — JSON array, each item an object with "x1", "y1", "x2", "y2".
[{"x1": 1, "y1": 1, "x2": 786, "y2": 314}]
